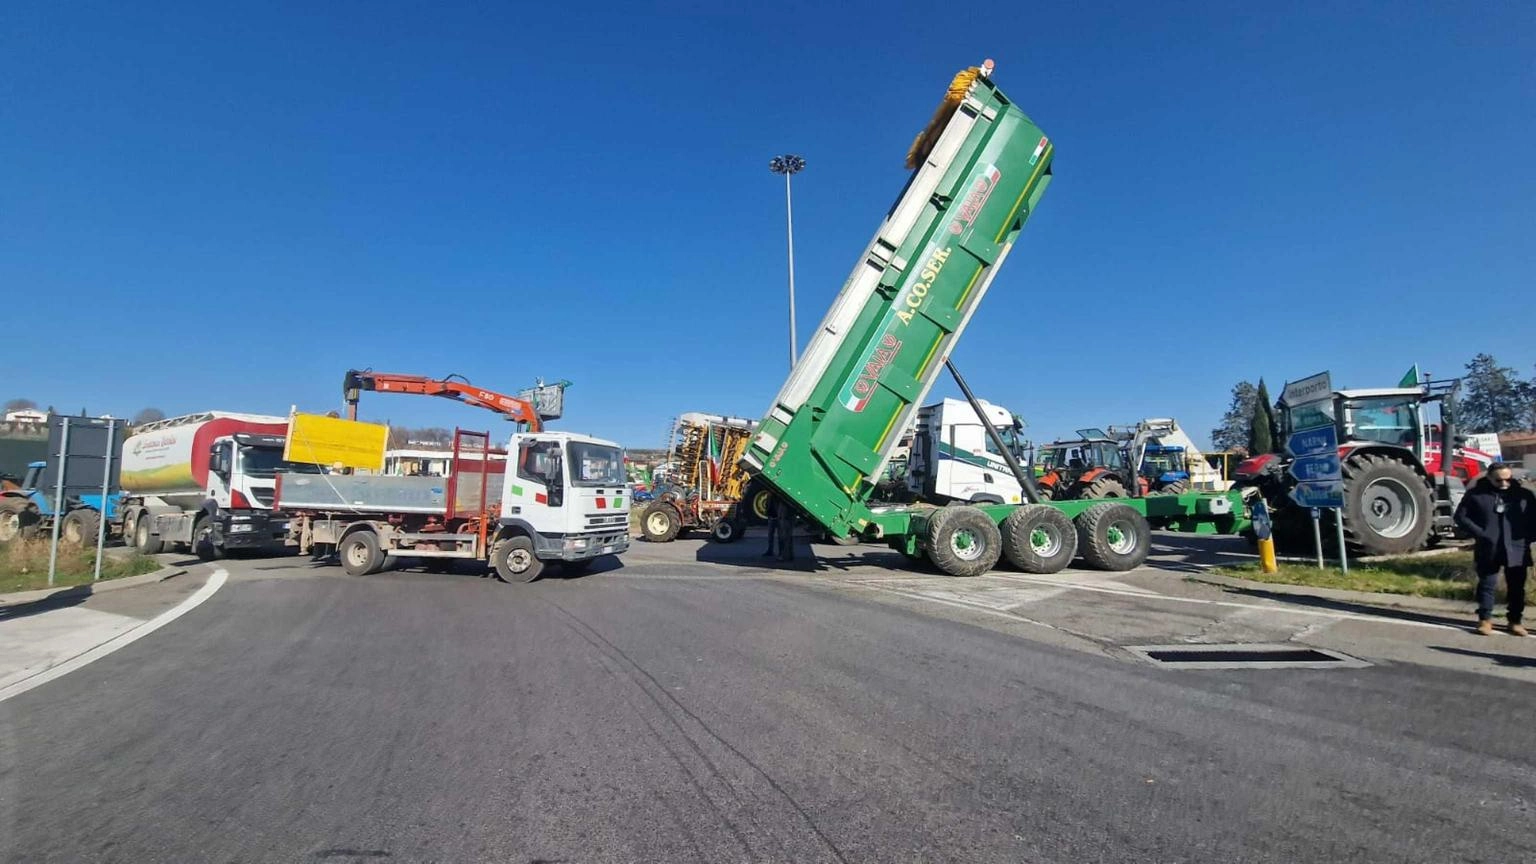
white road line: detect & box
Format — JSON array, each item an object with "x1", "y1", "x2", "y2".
[{"x1": 0, "y1": 568, "x2": 228, "y2": 704}]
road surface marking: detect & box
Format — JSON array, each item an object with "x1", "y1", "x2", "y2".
[{"x1": 0, "y1": 568, "x2": 228, "y2": 704}]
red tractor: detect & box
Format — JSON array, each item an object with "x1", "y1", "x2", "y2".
[{"x1": 1234, "y1": 379, "x2": 1494, "y2": 556}]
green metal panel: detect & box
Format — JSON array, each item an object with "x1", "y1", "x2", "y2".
[{"x1": 745, "y1": 68, "x2": 1054, "y2": 537}]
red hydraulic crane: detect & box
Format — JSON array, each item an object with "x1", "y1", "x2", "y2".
[{"x1": 342, "y1": 370, "x2": 545, "y2": 432}]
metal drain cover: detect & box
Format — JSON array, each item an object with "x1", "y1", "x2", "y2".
[{"x1": 1126, "y1": 643, "x2": 1369, "y2": 670}]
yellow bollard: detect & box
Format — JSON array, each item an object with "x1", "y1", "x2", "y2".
[{"x1": 1258, "y1": 537, "x2": 1279, "y2": 573}]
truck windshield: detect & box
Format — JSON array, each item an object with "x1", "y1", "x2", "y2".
[
  {"x1": 239, "y1": 446, "x2": 324, "y2": 478},
  {"x1": 569, "y1": 442, "x2": 625, "y2": 487}
]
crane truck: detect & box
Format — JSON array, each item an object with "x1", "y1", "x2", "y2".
[
  {"x1": 717, "y1": 61, "x2": 1247, "y2": 577},
  {"x1": 281, "y1": 371, "x2": 628, "y2": 581}
]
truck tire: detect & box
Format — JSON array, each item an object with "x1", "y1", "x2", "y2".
[
  {"x1": 924, "y1": 505, "x2": 1002, "y2": 577},
  {"x1": 1078, "y1": 476, "x2": 1128, "y2": 499},
  {"x1": 710, "y1": 517, "x2": 741, "y2": 543},
  {"x1": 640, "y1": 502, "x2": 682, "y2": 543},
  {"x1": 1340, "y1": 453, "x2": 1432, "y2": 555},
  {"x1": 339, "y1": 530, "x2": 384, "y2": 576},
  {"x1": 60, "y1": 509, "x2": 100, "y2": 547},
  {"x1": 132, "y1": 514, "x2": 164, "y2": 555},
  {"x1": 492, "y1": 535, "x2": 544, "y2": 583},
  {"x1": 0, "y1": 498, "x2": 38, "y2": 544},
  {"x1": 1075, "y1": 502, "x2": 1151, "y2": 571},
  {"x1": 193, "y1": 518, "x2": 226, "y2": 562},
  {"x1": 1001, "y1": 505, "x2": 1078, "y2": 574}
]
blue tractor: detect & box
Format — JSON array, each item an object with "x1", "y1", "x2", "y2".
[{"x1": 0, "y1": 460, "x2": 122, "y2": 547}]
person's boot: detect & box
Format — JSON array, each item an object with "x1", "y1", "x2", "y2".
[
  {"x1": 1509, "y1": 621, "x2": 1529, "y2": 637},
  {"x1": 1475, "y1": 619, "x2": 1495, "y2": 636}
]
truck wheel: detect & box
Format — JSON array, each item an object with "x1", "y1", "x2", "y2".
[
  {"x1": 1078, "y1": 477, "x2": 1128, "y2": 499},
  {"x1": 60, "y1": 509, "x2": 100, "y2": 547},
  {"x1": 492, "y1": 535, "x2": 543, "y2": 583},
  {"x1": 1075, "y1": 502, "x2": 1151, "y2": 571},
  {"x1": 339, "y1": 530, "x2": 384, "y2": 576},
  {"x1": 193, "y1": 519, "x2": 226, "y2": 562},
  {"x1": 1001, "y1": 505, "x2": 1078, "y2": 574},
  {"x1": 1341, "y1": 453, "x2": 1432, "y2": 555},
  {"x1": 640, "y1": 503, "x2": 681, "y2": 543},
  {"x1": 0, "y1": 499, "x2": 37, "y2": 544},
  {"x1": 924, "y1": 505, "x2": 1002, "y2": 577},
  {"x1": 132, "y1": 514, "x2": 164, "y2": 555},
  {"x1": 711, "y1": 517, "x2": 741, "y2": 543}
]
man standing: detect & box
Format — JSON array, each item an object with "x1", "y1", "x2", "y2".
[{"x1": 1454, "y1": 462, "x2": 1534, "y2": 636}]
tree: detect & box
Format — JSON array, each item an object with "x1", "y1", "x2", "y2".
[
  {"x1": 4, "y1": 398, "x2": 37, "y2": 412},
  {"x1": 132, "y1": 407, "x2": 166, "y2": 425},
  {"x1": 1211, "y1": 380, "x2": 1257, "y2": 455},
  {"x1": 1460, "y1": 354, "x2": 1532, "y2": 433},
  {"x1": 1248, "y1": 379, "x2": 1275, "y2": 455}
]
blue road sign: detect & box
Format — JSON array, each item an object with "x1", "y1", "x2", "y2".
[
  {"x1": 1291, "y1": 480, "x2": 1344, "y2": 509},
  {"x1": 1286, "y1": 425, "x2": 1338, "y2": 459},
  {"x1": 1250, "y1": 500, "x2": 1273, "y2": 541},
  {"x1": 1289, "y1": 453, "x2": 1342, "y2": 483}
]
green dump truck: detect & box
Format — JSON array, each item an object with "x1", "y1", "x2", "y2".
[{"x1": 725, "y1": 61, "x2": 1248, "y2": 577}]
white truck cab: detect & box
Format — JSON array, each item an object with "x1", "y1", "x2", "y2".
[
  {"x1": 497, "y1": 432, "x2": 630, "y2": 573},
  {"x1": 907, "y1": 398, "x2": 1031, "y2": 505}
]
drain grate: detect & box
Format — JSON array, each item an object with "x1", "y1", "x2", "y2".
[{"x1": 1126, "y1": 643, "x2": 1369, "y2": 670}]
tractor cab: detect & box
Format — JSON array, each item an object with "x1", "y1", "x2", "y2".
[{"x1": 1035, "y1": 430, "x2": 1130, "y2": 500}]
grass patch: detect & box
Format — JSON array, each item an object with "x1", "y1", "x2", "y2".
[
  {"x1": 0, "y1": 539, "x2": 162, "y2": 594},
  {"x1": 1213, "y1": 550, "x2": 1535, "y2": 604}
]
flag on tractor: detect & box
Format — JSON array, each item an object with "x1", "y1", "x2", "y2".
[
  {"x1": 1398, "y1": 364, "x2": 1421, "y2": 388},
  {"x1": 707, "y1": 426, "x2": 722, "y2": 486}
]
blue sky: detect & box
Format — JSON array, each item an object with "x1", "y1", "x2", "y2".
[{"x1": 5, "y1": 1, "x2": 1532, "y2": 449}]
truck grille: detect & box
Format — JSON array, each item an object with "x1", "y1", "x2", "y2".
[
  {"x1": 250, "y1": 487, "x2": 276, "y2": 507},
  {"x1": 587, "y1": 514, "x2": 629, "y2": 529}
]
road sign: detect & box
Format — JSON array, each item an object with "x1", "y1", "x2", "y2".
[
  {"x1": 1289, "y1": 453, "x2": 1341, "y2": 482},
  {"x1": 1291, "y1": 480, "x2": 1344, "y2": 509},
  {"x1": 1250, "y1": 500, "x2": 1273, "y2": 541},
  {"x1": 1285, "y1": 425, "x2": 1338, "y2": 459},
  {"x1": 1282, "y1": 371, "x2": 1332, "y2": 406}
]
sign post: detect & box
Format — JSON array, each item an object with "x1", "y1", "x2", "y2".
[
  {"x1": 1251, "y1": 500, "x2": 1278, "y2": 573},
  {"x1": 1284, "y1": 371, "x2": 1342, "y2": 572},
  {"x1": 46, "y1": 417, "x2": 71, "y2": 587}
]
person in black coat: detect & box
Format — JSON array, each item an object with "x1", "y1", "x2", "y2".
[{"x1": 1453, "y1": 462, "x2": 1535, "y2": 636}]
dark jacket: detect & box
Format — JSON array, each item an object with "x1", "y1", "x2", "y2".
[{"x1": 1454, "y1": 477, "x2": 1536, "y2": 569}]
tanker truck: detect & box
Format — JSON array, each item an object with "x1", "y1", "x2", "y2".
[{"x1": 119, "y1": 412, "x2": 322, "y2": 560}]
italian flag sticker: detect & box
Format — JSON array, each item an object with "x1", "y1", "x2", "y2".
[{"x1": 1028, "y1": 136, "x2": 1049, "y2": 166}]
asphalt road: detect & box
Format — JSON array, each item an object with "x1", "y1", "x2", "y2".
[{"x1": 2, "y1": 547, "x2": 1533, "y2": 863}]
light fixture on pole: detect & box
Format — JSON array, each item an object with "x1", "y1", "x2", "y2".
[{"x1": 768, "y1": 154, "x2": 805, "y2": 367}]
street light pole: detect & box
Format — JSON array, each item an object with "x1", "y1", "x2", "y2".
[{"x1": 769, "y1": 154, "x2": 805, "y2": 368}]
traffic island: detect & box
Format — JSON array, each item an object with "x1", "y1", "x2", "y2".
[
  {"x1": 1200, "y1": 550, "x2": 1532, "y2": 611},
  {"x1": 0, "y1": 539, "x2": 162, "y2": 596}
]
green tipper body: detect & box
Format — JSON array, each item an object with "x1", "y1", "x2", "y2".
[{"x1": 741, "y1": 70, "x2": 1054, "y2": 538}]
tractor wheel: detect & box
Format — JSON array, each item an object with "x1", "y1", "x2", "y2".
[
  {"x1": 491, "y1": 535, "x2": 544, "y2": 583},
  {"x1": 1035, "y1": 483, "x2": 1056, "y2": 501},
  {"x1": 60, "y1": 509, "x2": 100, "y2": 547},
  {"x1": 132, "y1": 513, "x2": 165, "y2": 554},
  {"x1": 1153, "y1": 479, "x2": 1188, "y2": 496},
  {"x1": 737, "y1": 478, "x2": 775, "y2": 527},
  {"x1": 1340, "y1": 454, "x2": 1432, "y2": 555},
  {"x1": 0, "y1": 498, "x2": 38, "y2": 544},
  {"x1": 924, "y1": 505, "x2": 1002, "y2": 578},
  {"x1": 1075, "y1": 502, "x2": 1151, "y2": 571},
  {"x1": 710, "y1": 518, "x2": 741, "y2": 543},
  {"x1": 1001, "y1": 505, "x2": 1078, "y2": 574},
  {"x1": 339, "y1": 530, "x2": 384, "y2": 576},
  {"x1": 1078, "y1": 477, "x2": 1129, "y2": 499},
  {"x1": 640, "y1": 502, "x2": 682, "y2": 542}
]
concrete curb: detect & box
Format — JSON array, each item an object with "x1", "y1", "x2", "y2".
[
  {"x1": 0, "y1": 564, "x2": 190, "y2": 608},
  {"x1": 1183, "y1": 570, "x2": 1472, "y2": 616}
]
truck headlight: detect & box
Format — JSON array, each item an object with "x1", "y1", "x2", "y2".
[{"x1": 565, "y1": 538, "x2": 589, "y2": 551}]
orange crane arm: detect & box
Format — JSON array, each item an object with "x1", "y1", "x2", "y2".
[{"x1": 343, "y1": 370, "x2": 544, "y2": 432}]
